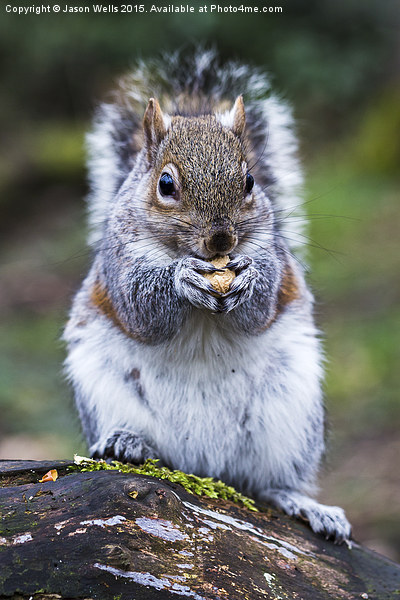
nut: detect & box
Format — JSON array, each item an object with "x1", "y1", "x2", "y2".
[{"x1": 204, "y1": 256, "x2": 235, "y2": 294}]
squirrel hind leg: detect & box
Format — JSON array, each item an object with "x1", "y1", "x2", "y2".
[
  {"x1": 260, "y1": 488, "x2": 351, "y2": 544},
  {"x1": 90, "y1": 429, "x2": 159, "y2": 465}
]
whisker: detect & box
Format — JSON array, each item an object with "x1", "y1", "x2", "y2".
[{"x1": 243, "y1": 236, "x2": 308, "y2": 272}]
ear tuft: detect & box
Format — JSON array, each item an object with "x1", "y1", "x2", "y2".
[
  {"x1": 143, "y1": 98, "x2": 167, "y2": 162},
  {"x1": 231, "y1": 95, "x2": 246, "y2": 139}
]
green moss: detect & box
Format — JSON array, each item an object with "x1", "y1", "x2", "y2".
[{"x1": 70, "y1": 455, "x2": 258, "y2": 512}]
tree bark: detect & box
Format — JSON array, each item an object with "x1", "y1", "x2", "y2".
[{"x1": 0, "y1": 459, "x2": 399, "y2": 600}]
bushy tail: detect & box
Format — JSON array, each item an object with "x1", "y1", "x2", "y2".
[{"x1": 86, "y1": 48, "x2": 305, "y2": 251}]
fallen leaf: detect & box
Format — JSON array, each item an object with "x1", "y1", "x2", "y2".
[{"x1": 39, "y1": 469, "x2": 58, "y2": 483}]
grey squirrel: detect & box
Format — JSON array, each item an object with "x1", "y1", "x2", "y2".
[{"x1": 63, "y1": 50, "x2": 351, "y2": 542}]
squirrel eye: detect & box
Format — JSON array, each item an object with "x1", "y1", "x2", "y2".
[
  {"x1": 159, "y1": 172, "x2": 176, "y2": 196},
  {"x1": 245, "y1": 173, "x2": 254, "y2": 194}
]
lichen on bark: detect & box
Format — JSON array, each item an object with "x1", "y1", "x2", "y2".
[{"x1": 70, "y1": 454, "x2": 258, "y2": 511}]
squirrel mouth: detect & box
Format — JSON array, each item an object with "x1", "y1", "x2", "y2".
[{"x1": 190, "y1": 250, "x2": 228, "y2": 262}]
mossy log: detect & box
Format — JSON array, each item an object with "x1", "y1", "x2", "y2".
[{"x1": 0, "y1": 460, "x2": 399, "y2": 600}]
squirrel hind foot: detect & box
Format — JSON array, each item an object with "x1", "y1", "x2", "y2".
[
  {"x1": 260, "y1": 488, "x2": 352, "y2": 544},
  {"x1": 90, "y1": 430, "x2": 159, "y2": 465}
]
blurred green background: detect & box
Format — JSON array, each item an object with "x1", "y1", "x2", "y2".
[{"x1": 0, "y1": 0, "x2": 399, "y2": 560}]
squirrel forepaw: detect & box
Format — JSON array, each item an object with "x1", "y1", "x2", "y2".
[
  {"x1": 175, "y1": 257, "x2": 221, "y2": 311},
  {"x1": 226, "y1": 255, "x2": 253, "y2": 272},
  {"x1": 220, "y1": 259, "x2": 258, "y2": 313},
  {"x1": 175, "y1": 255, "x2": 258, "y2": 313}
]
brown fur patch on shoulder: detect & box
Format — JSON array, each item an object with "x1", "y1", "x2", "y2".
[
  {"x1": 91, "y1": 278, "x2": 137, "y2": 340},
  {"x1": 277, "y1": 264, "x2": 300, "y2": 312},
  {"x1": 256, "y1": 264, "x2": 301, "y2": 333}
]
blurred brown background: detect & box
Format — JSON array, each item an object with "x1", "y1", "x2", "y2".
[{"x1": 0, "y1": 0, "x2": 399, "y2": 561}]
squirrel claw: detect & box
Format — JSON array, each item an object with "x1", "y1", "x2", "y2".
[
  {"x1": 218, "y1": 266, "x2": 258, "y2": 312},
  {"x1": 91, "y1": 430, "x2": 158, "y2": 465},
  {"x1": 184, "y1": 257, "x2": 220, "y2": 274},
  {"x1": 175, "y1": 257, "x2": 222, "y2": 311},
  {"x1": 226, "y1": 255, "x2": 253, "y2": 273}
]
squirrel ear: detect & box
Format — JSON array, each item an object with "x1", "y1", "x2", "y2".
[
  {"x1": 143, "y1": 98, "x2": 167, "y2": 162},
  {"x1": 230, "y1": 95, "x2": 246, "y2": 139}
]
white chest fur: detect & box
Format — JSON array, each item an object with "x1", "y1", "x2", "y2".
[{"x1": 66, "y1": 306, "x2": 323, "y2": 495}]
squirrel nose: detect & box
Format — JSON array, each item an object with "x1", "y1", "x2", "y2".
[{"x1": 205, "y1": 229, "x2": 237, "y2": 255}]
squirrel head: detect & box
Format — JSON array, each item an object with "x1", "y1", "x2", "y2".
[{"x1": 140, "y1": 96, "x2": 263, "y2": 259}]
